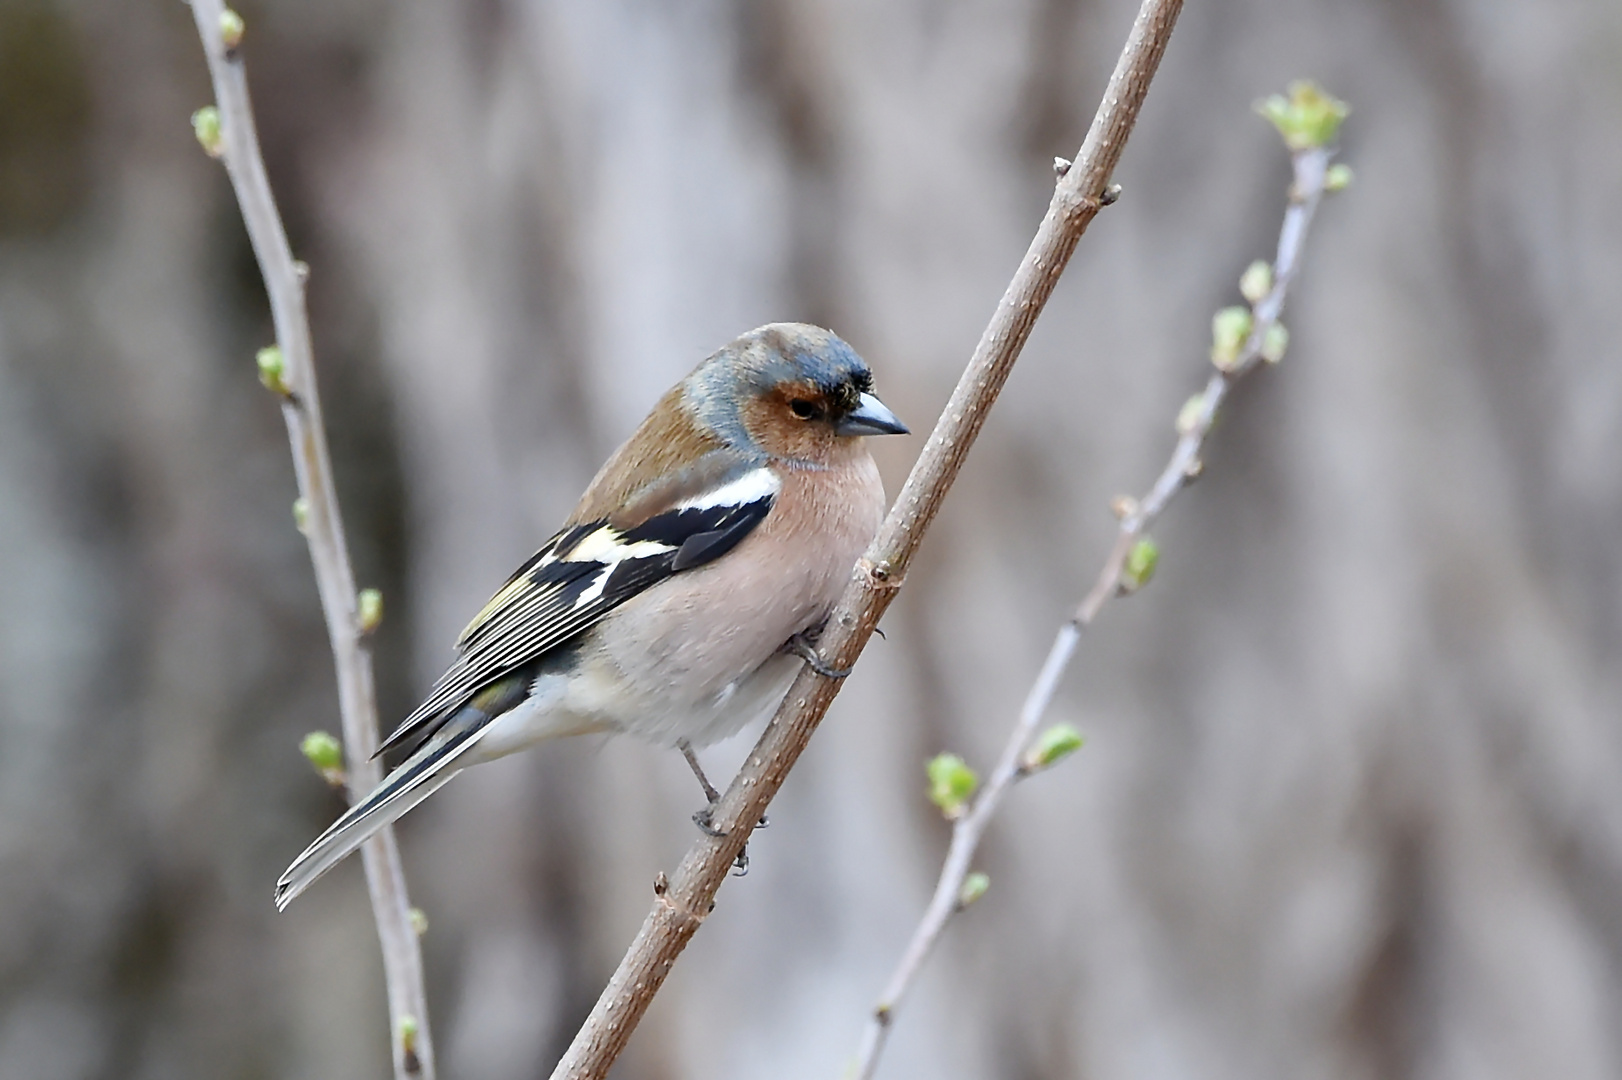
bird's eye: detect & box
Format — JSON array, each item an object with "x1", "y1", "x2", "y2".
[{"x1": 789, "y1": 399, "x2": 822, "y2": 420}]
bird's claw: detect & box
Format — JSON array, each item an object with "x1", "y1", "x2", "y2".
[
  {"x1": 785, "y1": 631, "x2": 851, "y2": 679},
  {"x1": 692, "y1": 805, "x2": 727, "y2": 838},
  {"x1": 691, "y1": 798, "x2": 770, "y2": 876},
  {"x1": 691, "y1": 805, "x2": 752, "y2": 875}
]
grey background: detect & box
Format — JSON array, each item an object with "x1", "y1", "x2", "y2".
[{"x1": 0, "y1": 0, "x2": 1618, "y2": 1077}]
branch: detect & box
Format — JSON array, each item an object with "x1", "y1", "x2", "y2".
[
  {"x1": 851, "y1": 85, "x2": 1350, "y2": 1080},
  {"x1": 548, "y1": 1, "x2": 1185, "y2": 1076},
  {"x1": 185, "y1": 6, "x2": 435, "y2": 1078}
]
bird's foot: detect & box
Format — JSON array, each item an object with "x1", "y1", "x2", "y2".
[
  {"x1": 690, "y1": 806, "x2": 751, "y2": 875},
  {"x1": 692, "y1": 804, "x2": 727, "y2": 838},
  {"x1": 691, "y1": 803, "x2": 767, "y2": 834},
  {"x1": 785, "y1": 631, "x2": 851, "y2": 679},
  {"x1": 681, "y1": 739, "x2": 763, "y2": 873}
]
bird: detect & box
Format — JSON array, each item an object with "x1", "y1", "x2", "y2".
[{"x1": 275, "y1": 322, "x2": 908, "y2": 909}]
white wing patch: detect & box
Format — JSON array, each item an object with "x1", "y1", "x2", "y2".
[
  {"x1": 573, "y1": 564, "x2": 615, "y2": 608},
  {"x1": 565, "y1": 526, "x2": 677, "y2": 609},
  {"x1": 566, "y1": 526, "x2": 675, "y2": 564},
  {"x1": 675, "y1": 466, "x2": 780, "y2": 512}
]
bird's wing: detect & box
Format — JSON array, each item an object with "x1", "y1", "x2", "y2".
[{"x1": 377, "y1": 451, "x2": 779, "y2": 756}]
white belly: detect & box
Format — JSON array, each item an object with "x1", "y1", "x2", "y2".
[
  {"x1": 576, "y1": 647, "x2": 802, "y2": 747},
  {"x1": 468, "y1": 648, "x2": 801, "y2": 762}
]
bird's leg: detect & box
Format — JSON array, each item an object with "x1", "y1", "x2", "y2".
[
  {"x1": 679, "y1": 740, "x2": 763, "y2": 875},
  {"x1": 680, "y1": 739, "x2": 724, "y2": 833},
  {"x1": 784, "y1": 623, "x2": 852, "y2": 680}
]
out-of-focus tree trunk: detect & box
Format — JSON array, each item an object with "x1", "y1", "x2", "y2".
[{"x1": 1, "y1": 0, "x2": 1620, "y2": 1077}]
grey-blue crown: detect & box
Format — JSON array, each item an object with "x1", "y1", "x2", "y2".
[{"x1": 686, "y1": 323, "x2": 872, "y2": 447}]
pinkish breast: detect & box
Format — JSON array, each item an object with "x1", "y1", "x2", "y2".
[{"x1": 590, "y1": 445, "x2": 885, "y2": 714}]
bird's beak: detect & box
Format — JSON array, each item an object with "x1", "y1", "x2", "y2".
[{"x1": 836, "y1": 392, "x2": 910, "y2": 436}]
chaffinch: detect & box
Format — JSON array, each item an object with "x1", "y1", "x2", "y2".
[{"x1": 276, "y1": 323, "x2": 908, "y2": 908}]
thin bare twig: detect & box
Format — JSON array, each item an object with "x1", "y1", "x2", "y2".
[
  {"x1": 548, "y1": 1, "x2": 1184, "y2": 1076},
  {"x1": 851, "y1": 136, "x2": 1339, "y2": 1079},
  {"x1": 185, "y1": 6, "x2": 435, "y2": 1077}
]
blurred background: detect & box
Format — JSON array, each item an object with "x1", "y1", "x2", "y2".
[{"x1": 2, "y1": 0, "x2": 1620, "y2": 1077}]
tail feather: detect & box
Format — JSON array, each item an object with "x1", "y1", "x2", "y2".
[{"x1": 275, "y1": 708, "x2": 493, "y2": 910}]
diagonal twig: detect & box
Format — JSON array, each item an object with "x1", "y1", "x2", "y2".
[
  {"x1": 851, "y1": 125, "x2": 1342, "y2": 1078},
  {"x1": 547, "y1": 1, "x2": 1185, "y2": 1076},
  {"x1": 185, "y1": 5, "x2": 435, "y2": 1077}
]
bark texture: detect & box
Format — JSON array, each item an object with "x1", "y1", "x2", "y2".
[{"x1": 1, "y1": 0, "x2": 1618, "y2": 1078}]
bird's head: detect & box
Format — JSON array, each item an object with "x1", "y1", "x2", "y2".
[{"x1": 685, "y1": 323, "x2": 908, "y2": 467}]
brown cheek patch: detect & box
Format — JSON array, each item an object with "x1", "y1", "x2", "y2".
[{"x1": 742, "y1": 382, "x2": 835, "y2": 463}]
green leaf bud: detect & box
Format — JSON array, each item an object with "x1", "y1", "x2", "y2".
[
  {"x1": 397, "y1": 1014, "x2": 420, "y2": 1064},
  {"x1": 1210, "y1": 306, "x2": 1253, "y2": 371},
  {"x1": 958, "y1": 871, "x2": 990, "y2": 908},
  {"x1": 1121, "y1": 536, "x2": 1159, "y2": 593},
  {"x1": 292, "y1": 497, "x2": 309, "y2": 534},
  {"x1": 1025, "y1": 723, "x2": 1085, "y2": 770},
  {"x1": 1239, "y1": 260, "x2": 1273, "y2": 304},
  {"x1": 300, "y1": 731, "x2": 345, "y2": 787},
  {"x1": 926, "y1": 753, "x2": 979, "y2": 819},
  {"x1": 219, "y1": 9, "x2": 245, "y2": 51},
  {"x1": 191, "y1": 106, "x2": 223, "y2": 158},
  {"x1": 1261, "y1": 323, "x2": 1289, "y2": 364},
  {"x1": 1325, "y1": 162, "x2": 1354, "y2": 192},
  {"x1": 357, "y1": 588, "x2": 384, "y2": 635},
  {"x1": 1176, "y1": 393, "x2": 1206, "y2": 438},
  {"x1": 1256, "y1": 80, "x2": 1349, "y2": 151},
  {"x1": 256, "y1": 345, "x2": 290, "y2": 396},
  {"x1": 409, "y1": 907, "x2": 429, "y2": 936}
]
